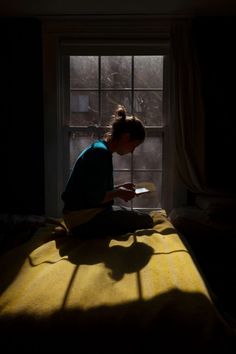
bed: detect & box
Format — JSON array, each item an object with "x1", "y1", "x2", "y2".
[
  {"x1": 169, "y1": 194, "x2": 236, "y2": 323},
  {"x1": 0, "y1": 210, "x2": 234, "y2": 353}
]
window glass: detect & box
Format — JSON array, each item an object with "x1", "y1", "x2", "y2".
[
  {"x1": 70, "y1": 91, "x2": 99, "y2": 126},
  {"x1": 134, "y1": 91, "x2": 163, "y2": 126},
  {"x1": 133, "y1": 137, "x2": 162, "y2": 170},
  {"x1": 134, "y1": 56, "x2": 163, "y2": 89},
  {"x1": 101, "y1": 56, "x2": 131, "y2": 88},
  {"x1": 70, "y1": 56, "x2": 98, "y2": 89},
  {"x1": 113, "y1": 152, "x2": 131, "y2": 170},
  {"x1": 113, "y1": 171, "x2": 132, "y2": 186}
]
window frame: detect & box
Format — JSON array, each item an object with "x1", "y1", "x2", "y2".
[{"x1": 43, "y1": 16, "x2": 174, "y2": 217}]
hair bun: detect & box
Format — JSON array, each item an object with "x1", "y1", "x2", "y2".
[{"x1": 116, "y1": 106, "x2": 126, "y2": 120}]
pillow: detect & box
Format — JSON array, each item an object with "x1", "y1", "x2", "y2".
[{"x1": 195, "y1": 194, "x2": 236, "y2": 217}]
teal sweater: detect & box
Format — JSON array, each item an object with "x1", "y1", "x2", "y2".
[{"x1": 62, "y1": 140, "x2": 114, "y2": 211}]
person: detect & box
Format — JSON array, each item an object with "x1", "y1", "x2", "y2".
[{"x1": 61, "y1": 105, "x2": 154, "y2": 238}]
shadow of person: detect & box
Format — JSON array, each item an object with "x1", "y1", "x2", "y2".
[
  {"x1": 55, "y1": 233, "x2": 154, "y2": 281},
  {"x1": 105, "y1": 241, "x2": 154, "y2": 280}
]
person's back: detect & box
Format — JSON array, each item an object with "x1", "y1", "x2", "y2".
[{"x1": 62, "y1": 139, "x2": 113, "y2": 212}]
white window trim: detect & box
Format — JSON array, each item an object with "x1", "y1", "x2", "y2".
[{"x1": 42, "y1": 15, "x2": 175, "y2": 217}]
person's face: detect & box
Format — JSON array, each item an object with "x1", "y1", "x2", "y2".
[{"x1": 116, "y1": 133, "x2": 142, "y2": 155}]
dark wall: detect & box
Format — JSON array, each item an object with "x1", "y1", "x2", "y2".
[
  {"x1": 193, "y1": 17, "x2": 236, "y2": 195},
  {"x1": 0, "y1": 17, "x2": 235, "y2": 215},
  {"x1": 0, "y1": 18, "x2": 44, "y2": 214}
]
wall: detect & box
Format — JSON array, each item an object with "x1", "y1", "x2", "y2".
[
  {"x1": 0, "y1": 18, "x2": 44, "y2": 214},
  {"x1": 1, "y1": 0, "x2": 235, "y2": 16},
  {"x1": 0, "y1": 16, "x2": 235, "y2": 215},
  {"x1": 193, "y1": 17, "x2": 236, "y2": 196}
]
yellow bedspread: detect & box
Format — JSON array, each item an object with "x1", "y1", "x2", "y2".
[{"x1": 0, "y1": 210, "x2": 234, "y2": 353}]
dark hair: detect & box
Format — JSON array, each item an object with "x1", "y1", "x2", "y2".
[{"x1": 111, "y1": 105, "x2": 146, "y2": 142}]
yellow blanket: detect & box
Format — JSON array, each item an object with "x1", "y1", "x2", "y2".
[{"x1": 0, "y1": 210, "x2": 233, "y2": 353}]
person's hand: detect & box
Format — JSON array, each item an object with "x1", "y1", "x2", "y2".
[
  {"x1": 116, "y1": 182, "x2": 135, "y2": 191},
  {"x1": 117, "y1": 186, "x2": 135, "y2": 202}
]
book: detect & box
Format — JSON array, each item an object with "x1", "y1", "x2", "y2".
[
  {"x1": 135, "y1": 187, "x2": 150, "y2": 195},
  {"x1": 134, "y1": 181, "x2": 156, "y2": 195}
]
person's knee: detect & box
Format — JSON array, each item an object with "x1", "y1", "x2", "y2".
[
  {"x1": 132, "y1": 212, "x2": 153, "y2": 229},
  {"x1": 141, "y1": 213, "x2": 154, "y2": 228}
]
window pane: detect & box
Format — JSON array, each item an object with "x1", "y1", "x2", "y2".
[
  {"x1": 101, "y1": 56, "x2": 131, "y2": 88},
  {"x1": 113, "y1": 152, "x2": 131, "y2": 170},
  {"x1": 133, "y1": 171, "x2": 162, "y2": 208},
  {"x1": 113, "y1": 171, "x2": 131, "y2": 186},
  {"x1": 70, "y1": 91, "x2": 99, "y2": 126},
  {"x1": 134, "y1": 56, "x2": 163, "y2": 89},
  {"x1": 69, "y1": 131, "x2": 99, "y2": 169},
  {"x1": 101, "y1": 91, "x2": 132, "y2": 125},
  {"x1": 134, "y1": 91, "x2": 163, "y2": 126},
  {"x1": 70, "y1": 56, "x2": 98, "y2": 89},
  {"x1": 133, "y1": 137, "x2": 162, "y2": 170}
]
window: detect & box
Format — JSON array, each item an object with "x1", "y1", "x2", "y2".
[
  {"x1": 63, "y1": 55, "x2": 165, "y2": 210},
  {"x1": 43, "y1": 17, "x2": 174, "y2": 217}
]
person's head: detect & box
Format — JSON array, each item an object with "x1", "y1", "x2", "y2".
[{"x1": 108, "y1": 105, "x2": 146, "y2": 155}]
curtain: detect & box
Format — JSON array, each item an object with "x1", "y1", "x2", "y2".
[{"x1": 171, "y1": 19, "x2": 207, "y2": 194}]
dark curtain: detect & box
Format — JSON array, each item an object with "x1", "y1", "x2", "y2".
[{"x1": 171, "y1": 19, "x2": 207, "y2": 195}]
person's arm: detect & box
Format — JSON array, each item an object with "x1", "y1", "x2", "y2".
[{"x1": 102, "y1": 186, "x2": 135, "y2": 203}]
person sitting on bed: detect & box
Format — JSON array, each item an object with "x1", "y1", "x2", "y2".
[{"x1": 61, "y1": 105, "x2": 154, "y2": 238}]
